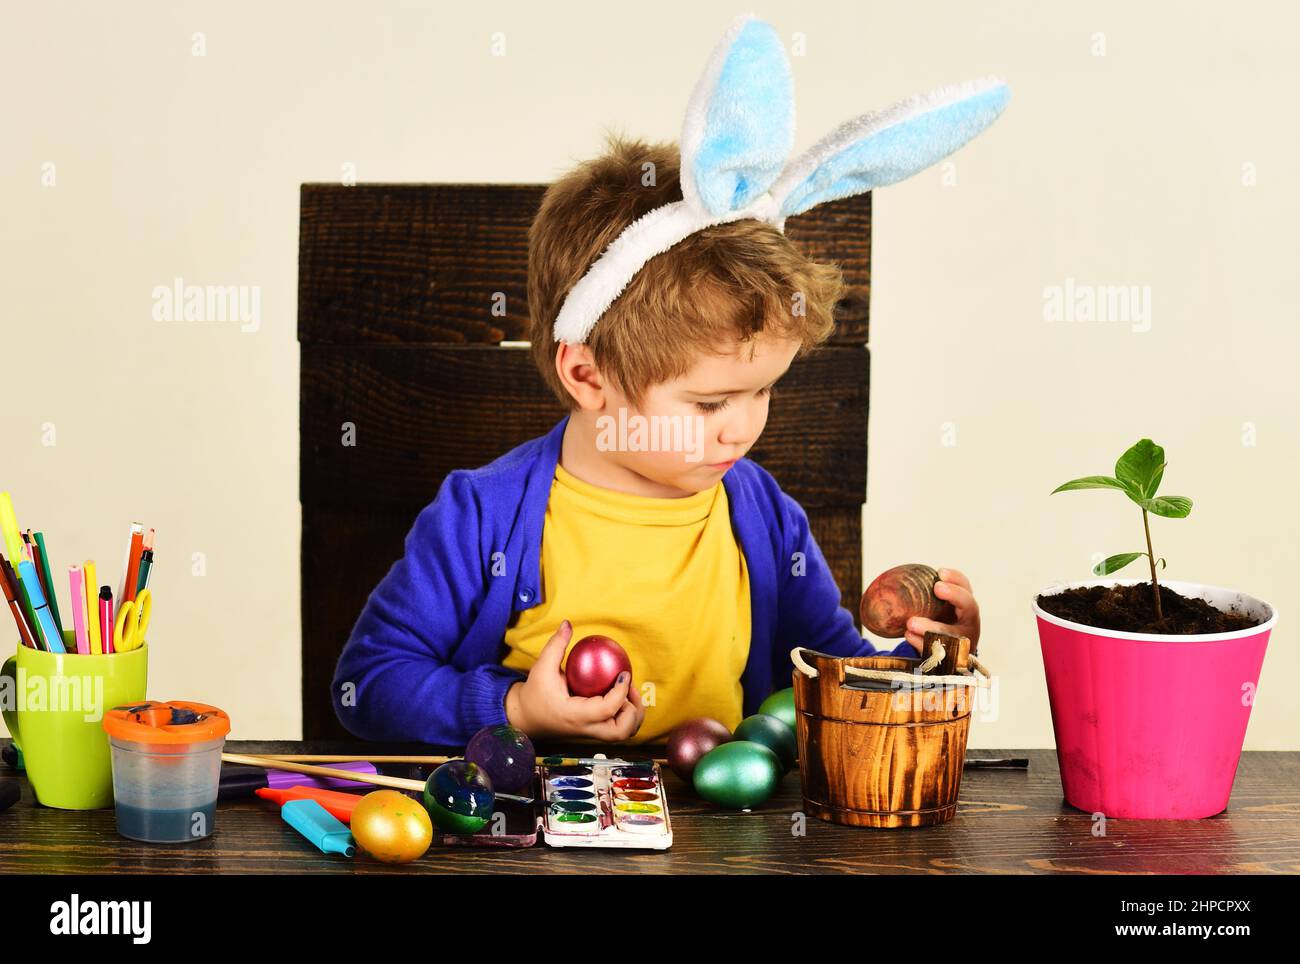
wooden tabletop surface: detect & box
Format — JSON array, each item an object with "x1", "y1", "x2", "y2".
[{"x1": 2, "y1": 742, "x2": 1296, "y2": 874}]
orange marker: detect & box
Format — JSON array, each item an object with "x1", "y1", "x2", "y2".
[
  {"x1": 255, "y1": 785, "x2": 366, "y2": 825},
  {"x1": 120, "y1": 523, "x2": 144, "y2": 605}
]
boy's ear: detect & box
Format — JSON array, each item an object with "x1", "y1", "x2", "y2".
[{"x1": 554, "y1": 341, "x2": 610, "y2": 411}]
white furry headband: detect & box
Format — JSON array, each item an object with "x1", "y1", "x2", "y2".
[{"x1": 551, "y1": 12, "x2": 1011, "y2": 345}]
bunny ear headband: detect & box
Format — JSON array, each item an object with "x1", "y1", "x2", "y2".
[{"x1": 552, "y1": 12, "x2": 1011, "y2": 345}]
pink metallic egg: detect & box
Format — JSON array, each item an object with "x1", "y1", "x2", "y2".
[{"x1": 564, "y1": 634, "x2": 633, "y2": 698}]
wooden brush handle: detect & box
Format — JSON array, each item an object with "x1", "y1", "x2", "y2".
[{"x1": 221, "y1": 753, "x2": 425, "y2": 792}]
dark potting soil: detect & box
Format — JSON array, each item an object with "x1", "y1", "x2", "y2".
[{"x1": 1036, "y1": 582, "x2": 1262, "y2": 635}]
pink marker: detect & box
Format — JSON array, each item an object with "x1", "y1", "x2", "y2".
[
  {"x1": 68, "y1": 566, "x2": 89, "y2": 654},
  {"x1": 99, "y1": 586, "x2": 114, "y2": 655}
]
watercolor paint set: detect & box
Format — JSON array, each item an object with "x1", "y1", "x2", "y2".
[
  {"x1": 415, "y1": 753, "x2": 674, "y2": 851},
  {"x1": 539, "y1": 758, "x2": 673, "y2": 850}
]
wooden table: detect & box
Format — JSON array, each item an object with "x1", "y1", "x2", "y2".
[{"x1": 2, "y1": 742, "x2": 1297, "y2": 874}]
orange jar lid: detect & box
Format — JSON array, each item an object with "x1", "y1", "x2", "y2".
[{"x1": 102, "y1": 700, "x2": 230, "y2": 744}]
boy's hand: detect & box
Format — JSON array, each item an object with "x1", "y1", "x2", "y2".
[
  {"x1": 504, "y1": 619, "x2": 644, "y2": 742},
  {"x1": 904, "y1": 567, "x2": 981, "y2": 654}
]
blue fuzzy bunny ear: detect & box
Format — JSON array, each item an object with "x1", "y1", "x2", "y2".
[
  {"x1": 770, "y1": 77, "x2": 1010, "y2": 221},
  {"x1": 679, "y1": 13, "x2": 795, "y2": 217}
]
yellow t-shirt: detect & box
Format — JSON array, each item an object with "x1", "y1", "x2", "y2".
[{"x1": 502, "y1": 461, "x2": 751, "y2": 743}]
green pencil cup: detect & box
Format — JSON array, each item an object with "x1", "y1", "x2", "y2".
[{"x1": 1, "y1": 631, "x2": 148, "y2": 809}]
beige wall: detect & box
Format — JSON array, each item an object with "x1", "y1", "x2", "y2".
[{"x1": 3, "y1": 2, "x2": 1295, "y2": 748}]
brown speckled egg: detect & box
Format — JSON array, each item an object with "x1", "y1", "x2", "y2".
[{"x1": 861, "y1": 564, "x2": 956, "y2": 638}]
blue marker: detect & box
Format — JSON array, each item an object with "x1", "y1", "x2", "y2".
[
  {"x1": 18, "y1": 560, "x2": 64, "y2": 654},
  {"x1": 281, "y1": 799, "x2": 355, "y2": 857}
]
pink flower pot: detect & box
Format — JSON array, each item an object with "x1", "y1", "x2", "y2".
[{"x1": 1033, "y1": 579, "x2": 1276, "y2": 819}]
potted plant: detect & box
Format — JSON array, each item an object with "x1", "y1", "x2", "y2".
[{"x1": 1032, "y1": 439, "x2": 1277, "y2": 819}]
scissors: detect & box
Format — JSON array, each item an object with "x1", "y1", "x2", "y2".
[{"x1": 113, "y1": 588, "x2": 152, "y2": 653}]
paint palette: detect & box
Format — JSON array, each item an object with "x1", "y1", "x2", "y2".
[{"x1": 539, "y1": 758, "x2": 673, "y2": 850}]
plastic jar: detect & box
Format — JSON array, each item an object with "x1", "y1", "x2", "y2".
[{"x1": 102, "y1": 700, "x2": 231, "y2": 842}]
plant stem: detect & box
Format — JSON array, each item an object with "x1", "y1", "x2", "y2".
[{"x1": 1141, "y1": 507, "x2": 1163, "y2": 622}]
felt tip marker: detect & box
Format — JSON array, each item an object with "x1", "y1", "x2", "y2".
[
  {"x1": 68, "y1": 565, "x2": 89, "y2": 654},
  {"x1": 280, "y1": 799, "x2": 355, "y2": 857},
  {"x1": 32, "y1": 532, "x2": 63, "y2": 637},
  {"x1": 5, "y1": 557, "x2": 44, "y2": 651},
  {"x1": 0, "y1": 557, "x2": 38, "y2": 650},
  {"x1": 255, "y1": 785, "x2": 366, "y2": 825},
  {"x1": 18, "y1": 559, "x2": 64, "y2": 653},
  {"x1": 136, "y1": 549, "x2": 153, "y2": 594},
  {"x1": 0, "y1": 492, "x2": 22, "y2": 566},
  {"x1": 99, "y1": 587, "x2": 114, "y2": 655},
  {"x1": 121, "y1": 523, "x2": 144, "y2": 606},
  {"x1": 219, "y1": 761, "x2": 380, "y2": 800},
  {"x1": 84, "y1": 561, "x2": 101, "y2": 654}
]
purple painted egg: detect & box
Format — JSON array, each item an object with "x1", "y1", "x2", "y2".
[{"x1": 465, "y1": 724, "x2": 536, "y2": 794}]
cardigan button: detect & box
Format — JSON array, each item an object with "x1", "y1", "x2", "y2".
[{"x1": 518, "y1": 588, "x2": 533, "y2": 603}]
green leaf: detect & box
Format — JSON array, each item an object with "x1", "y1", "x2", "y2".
[
  {"x1": 1051, "y1": 475, "x2": 1132, "y2": 495},
  {"x1": 1092, "y1": 552, "x2": 1144, "y2": 575},
  {"x1": 1156, "y1": 557, "x2": 1167, "y2": 570},
  {"x1": 1115, "y1": 439, "x2": 1166, "y2": 500},
  {"x1": 1141, "y1": 495, "x2": 1192, "y2": 518}
]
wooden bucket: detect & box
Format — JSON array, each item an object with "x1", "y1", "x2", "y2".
[{"x1": 792, "y1": 635, "x2": 987, "y2": 828}]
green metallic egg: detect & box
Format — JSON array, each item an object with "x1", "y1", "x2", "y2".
[
  {"x1": 733, "y1": 713, "x2": 797, "y2": 773},
  {"x1": 692, "y1": 741, "x2": 782, "y2": 810},
  {"x1": 758, "y1": 687, "x2": 797, "y2": 732},
  {"x1": 422, "y1": 761, "x2": 495, "y2": 834}
]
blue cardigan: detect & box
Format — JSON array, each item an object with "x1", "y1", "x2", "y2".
[{"x1": 331, "y1": 413, "x2": 915, "y2": 744}]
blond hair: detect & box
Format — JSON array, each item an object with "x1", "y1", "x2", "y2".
[{"x1": 528, "y1": 133, "x2": 844, "y2": 411}]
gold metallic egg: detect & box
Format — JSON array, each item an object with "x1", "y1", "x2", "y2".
[{"x1": 350, "y1": 789, "x2": 433, "y2": 864}]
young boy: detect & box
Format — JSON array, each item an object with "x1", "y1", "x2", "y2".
[{"x1": 331, "y1": 135, "x2": 981, "y2": 746}]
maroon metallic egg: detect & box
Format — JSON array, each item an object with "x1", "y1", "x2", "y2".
[
  {"x1": 564, "y1": 635, "x2": 633, "y2": 698},
  {"x1": 667, "y1": 717, "x2": 733, "y2": 782}
]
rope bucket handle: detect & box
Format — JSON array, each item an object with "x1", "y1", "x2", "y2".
[
  {"x1": 792, "y1": 643, "x2": 992, "y2": 689},
  {"x1": 791, "y1": 646, "x2": 822, "y2": 678}
]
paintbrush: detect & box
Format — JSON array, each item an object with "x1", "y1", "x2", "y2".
[
  {"x1": 963, "y1": 757, "x2": 1030, "y2": 769},
  {"x1": 248, "y1": 753, "x2": 664, "y2": 767},
  {"x1": 221, "y1": 753, "x2": 534, "y2": 804}
]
